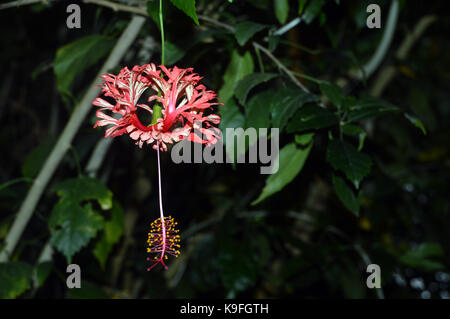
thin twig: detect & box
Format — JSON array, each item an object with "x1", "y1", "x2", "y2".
[
  {"x1": 83, "y1": 0, "x2": 148, "y2": 16},
  {"x1": 253, "y1": 42, "x2": 310, "y2": 94},
  {"x1": 0, "y1": 15, "x2": 147, "y2": 262},
  {"x1": 197, "y1": 14, "x2": 235, "y2": 32}
]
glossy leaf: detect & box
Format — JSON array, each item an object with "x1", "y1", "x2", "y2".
[
  {"x1": 67, "y1": 281, "x2": 109, "y2": 299},
  {"x1": 220, "y1": 99, "x2": 247, "y2": 163},
  {"x1": 54, "y1": 35, "x2": 114, "y2": 97},
  {"x1": 332, "y1": 174, "x2": 360, "y2": 216},
  {"x1": 346, "y1": 97, "x2": 400, "y2": 123},
  {"x1": 320, "y1": 81, "x2": 345, "y2": 110},
  {"x1": 287, "y1": 104, "x2": 338, "y2": 133},
  {"x1": 295, "y1": 132, "x2": 315, "y2": 146},
  {"x1": 298, "y1": 0, "x2": 309, "y2": 14},
  {"x1": 399, "y1": 243, "x2": 444, "y2": 271},
  {"x1": 342, "y1": 124, "x2": 367, "y2": 151},
  {"x1": 271, "y1": 87, "x2": 319, "y2": 131},
  {"x1": 234, "y1": 22, "x2": 266, "y2": 46},
  {"x1": 252, "y1": 138, "x2": 313, "y2": 205},
  {"x1": 52, "y1": 176, "x2": 113, "y2": 210},
  {"x1": 169, "y1": 0, "x2": 199, "y2": 25},
  {"x1": 0, "y1": 262, "x2": 33, "y2": 299},
  {"x1": 235, "y1": 72, "x2": 278, "y2": 105},
  {"x1": 50, "y1": 201, "x2": 104, "y2": 263},
  {"x1": 34, "y1": 262, "x2": 52, "y2": 288},
  {"x1": 245, "y1": 90, "x2": 275, "y2": 130},
  {"x1": 326, "y1": 140, "x2": 372, "y2": 189},
  {"x1": 218, "y1": 50, "x2": 254, "y2": 104},
  {"x1": 302, "y1": 0, "x2": 325, "y2": 24},
  {"x1": 22, "y1": 138, "x2": 56, "y2": 178},
  {"x1": 274, "y1": 0, "x2": 289, "y2": 24},
  {"x1": 219, "y1": 235, "x2": 270, "y2": 296},
  {"x1": 404, "y1": 113, "x2": 427, "y2": 135},
  {"x1": 165, "y1": 41, "x2": 185, "y2": 65},
  {"x1": 146, "y1": 0, "x2": 160, "y2": 26},
  {"x1": 93, "y1": 202, "x2": 125, "y2": 269}
]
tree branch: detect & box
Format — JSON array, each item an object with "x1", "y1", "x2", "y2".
[
  {"x1": 253, "y1": 42, "x2": 311, "y2": 94},
  {"x1": 83, "y1": 0, "x2": 148, "y2": 16},
  {"x1": 197, "y1": 14, "x2": 234, "y2": 32}
]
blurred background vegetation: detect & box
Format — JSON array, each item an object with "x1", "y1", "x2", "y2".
[{"x1": 0, "y1": 0, "x2": 449, "y2": 299}]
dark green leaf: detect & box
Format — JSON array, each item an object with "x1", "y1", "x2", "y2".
[
  {"x1": 268, "y1": 33, "x2": 281, "y2": 51},
  {"x1": 342, "y1": 124, "x2": 367, "y2": 151},
  {"x1": 93, "y1": 202, "x2": 125, "y2": 269},
  {"x1": 274, "y1": 0, "x2": 289, "y2": 24},
  {"x1": 399, "y1": 243, "x2": 444, "y2": 271},
  {"x1": 67, "y1": 281, "x2": 109, "y2": 299},
  {"x1": 165, "y1": 41, "x2": 185, "y2": 65},
  {"x1": 0, "y1": 218, "x2": 11, "y2": 239},
  {"x1": 54, "y1": 35, "x2": 114, "y2": 97},
  {"x1": 287, "y1": 104, "x2": 338, "y2": 133},
  {"x1": 295, "y1": 132, "x2": 314, "y2": 146},
  {"x1": 219, "y1": 235, "x2": 270, "y2": 296},
  {"x1": 332, "y1": 174, "x2": 360, "y2": 216},
  {"x1": 34, "y1": 262, "x2": 52, "y2": 288},
  {"x1": 271, "y1": 87, "x2": 319, "y2": 131},
  {"x1": 302, "y1": 0, "x2": 325, "y2": 24},
  {"x1": 22, "y1": 138, "x2": 56, "y2": 178},
  {"x1": 218, "y1": 50, "x2": 254, "y2": 104},
  {"x1": 245, "y1": 90, "x2": 275, "y2": 131},
  {"x1": 50, "y1": 201, "x2": 104, "y2": 263},
  {"x1": 404, "y1": 113, "x2": 427, "y2": 135},
  {"x1": 218, "y1": 51, "x2": 254, "y2": 162},
  {"x1": 298, "y1": 0, "x2": 308, "y2": 14},
  {"x1": 146, "y1": 0, "x2": 160, "y2": 26},
  {"x1": 0, "y1": 262, "x2": 33, "y2": 298},
  {"x1": 346, "y1": 97, "x2": 400, "y2": 123},
  {"x1": 248, "y1": 0, "x2": 270, "y2": 9},
  {"x1": 252, "y1": 138, "x2": 313, "y2": 205},
  {"x1": 408, "y1": 88, "x2": 436, "y2": 132},
  {"x1": 52, "y1": 176, "x2": 113, "y2": 210},
  {"x1": 169, "y1": 0, "x2": 199, "y2": 25},
  {"x1": 234, "y1": 22, "x2": 266, "y2": 46},
  {"x1": 326, "y1": 140, "x2": 372, "y2": 189},
  {"x1": 235, "y1": 72, "x2": 278, "y2": 105},
  {"x1": 220, "y1": 99, "x2": 246, "y2": 163},
  {"x1": 320, "y1": 81, "x2": 345, "y2": 110}
]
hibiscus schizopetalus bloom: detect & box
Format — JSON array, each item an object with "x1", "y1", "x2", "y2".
[
  {"x1": 93, "y1": 63, "x2": 222, "y2": 151},
  {"x1": 147, "y1": 216, "x2": 181, "y2": 271},
  {"x1": 93, "y1": 63, "x2": 222, "y2": 271}
]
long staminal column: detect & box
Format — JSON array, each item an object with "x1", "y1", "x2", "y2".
[{"x1": 147, "y1": 141, "x2": 180, "y2": 270}]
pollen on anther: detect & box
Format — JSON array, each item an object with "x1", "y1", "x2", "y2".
[{"x1": 146, "y1": 216, "x2": 181, "y2": 271}]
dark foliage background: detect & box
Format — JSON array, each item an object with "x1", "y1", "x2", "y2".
[{"x1": 0, "y1": 0, "x2": 449, "y2": 299}]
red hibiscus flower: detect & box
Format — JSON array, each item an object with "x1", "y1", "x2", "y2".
[{"x1": 93, "y1": 63, "x2": 222, "y2": 151}]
